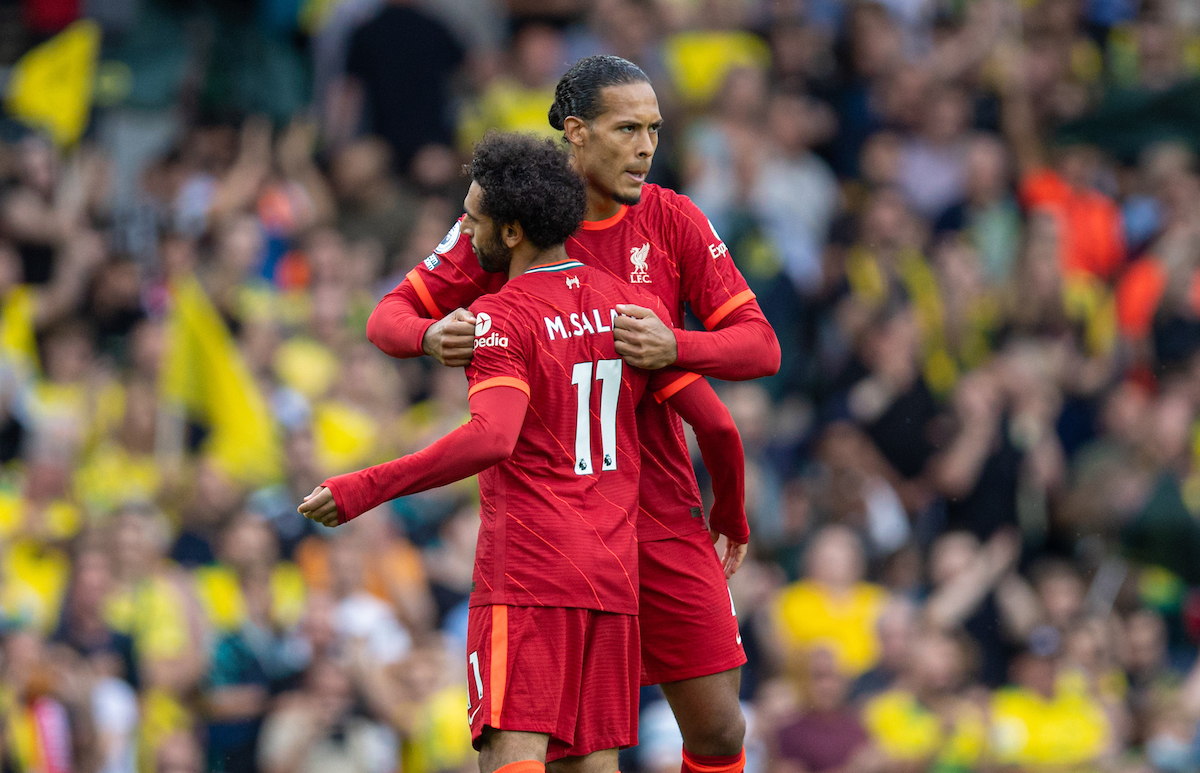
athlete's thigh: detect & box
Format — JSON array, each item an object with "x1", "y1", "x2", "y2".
[{"x1": 638, "y1": 531, "x2": 746, "y2": 686}]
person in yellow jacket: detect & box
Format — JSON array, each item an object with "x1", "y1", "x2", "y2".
[
  {"x1": 862, "y1": 628, "x2": 989, "y2": 773},
  {"x1": 774, "y1": 525, "x2": 890, "y2": 677},
  {"x1": 990, "y1": 631, "x2": 1114, "y2": 771}
]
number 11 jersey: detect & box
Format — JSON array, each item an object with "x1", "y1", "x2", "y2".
[{"x1": 464, "y1": 259, "x2": 695, "y2": 615}]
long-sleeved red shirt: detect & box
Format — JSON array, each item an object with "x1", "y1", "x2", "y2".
[
  {"x1": 366, "y1": 276, "x2": 780, "y2": 382},
  {"x1": 323, "y1": 375, "x2": 748, "y2": 542}
]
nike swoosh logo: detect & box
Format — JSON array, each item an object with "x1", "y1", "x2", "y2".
[{"x1": 468, "y1": 705, "x2": 482, "y2": 725}]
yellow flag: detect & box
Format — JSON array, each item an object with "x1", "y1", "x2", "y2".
[
  {"x1": 6, "y1": 20, "x2": 100, "y2": 147},
  {"x1": 0, "y1": 285, "x2": 40, "y2": 376},
  {"x1": 160, "y1": 274, "x2": 282, "y2": 486},
  {"x1": 663, "y1": 30, "x2": 770, "y2": 107}
]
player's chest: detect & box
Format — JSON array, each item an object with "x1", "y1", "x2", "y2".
[{"x1": 567, "y1": 229, "x2": 681, "y2": 306}]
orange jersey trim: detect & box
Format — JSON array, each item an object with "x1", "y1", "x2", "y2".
[
  {"x1": 489, "y1": 605, "x2": 508, "y2": 727},
  {"x1": 580, "y1": 205, "x2": 628, "y2": 230},
  {"x1": 468, "y1": 376, "x2": 530, "y2": 399},
  {"x1": 406, "y1": 268, "x2": 443, "y2": 318},
  {"x1": 653, "y1": 371, "x2": 702, "y2": 404},
  {"x1": 703, "y1": 289, "x2": 756, "y2": 330}
]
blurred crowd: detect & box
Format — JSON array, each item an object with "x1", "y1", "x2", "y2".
[{"x1": 3, "y1": 0, "x2": 1200, "y2": 772}]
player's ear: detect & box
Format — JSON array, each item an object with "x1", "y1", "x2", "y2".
[
  {"x1": 501, "y1": 221, "x2": 523, "y2": 249},
  {"x1": 563, "y1": 116, "x2": 588, "y2": 149}
]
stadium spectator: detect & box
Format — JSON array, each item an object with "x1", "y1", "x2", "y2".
[{"x1": 3, "y1": 2, "x2": 1200, "y2": 770}]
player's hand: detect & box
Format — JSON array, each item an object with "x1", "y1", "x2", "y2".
[
  {"x1": 298, "y1": 486, "x2": 340, "y2": 527},
  {"x1": 614, "y1": 304, "x2": 678, "y2": 370},
  {"x1": 711, "y1": 530, "x2": 748, "y2": 578},
  {"x1": 423, "y1": 308, "x2": 477, "y2": 367}
]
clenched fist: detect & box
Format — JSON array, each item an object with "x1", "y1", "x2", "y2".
[
  {"x1": 613, "y1": 304, "x2": 678, "y2": 370},
  {"x1": 423, "y1": 308, "x2": 477, "y2": 367}
]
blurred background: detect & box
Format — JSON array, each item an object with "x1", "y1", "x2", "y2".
[{"x1": 4, "y1": 0, "x2": 1200, "y2": 772}]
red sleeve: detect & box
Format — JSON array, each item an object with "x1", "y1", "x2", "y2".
[
  {"x1": 664, "y1": 191, "x2": 753, "y2": 325},
  {"x1": 323, "y1": 386, "x2": 527, "y2": 523},
  {"x1": 365, "y1": 218, "x2": 502, "y2": 358},
  {"x1": 659, "y1": 191, "x2": 780, "y2": 380},
  {"x1": 673, "y1": 299, "x2": 781, "y2": 381},
  {"x1": 417, "y1": 219, "x2": 502, "y2": 311},
  {"x1": 664, "y1": 377, "x2": 748, "y2": 543},
  {"x1": 366, "y1": 279, "x2": 438, "y2": 358}
]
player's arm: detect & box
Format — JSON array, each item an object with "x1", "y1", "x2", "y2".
[
  {"x1": 616, "y1": 299, "x2": 780, "y2": 380},
  {"x1": 614, "y1": 194, "x2": 780, "y2": 379},
  {"x1": 652, "y1": 372, "x2": 749, "y2": 577},
  {"x1": 366, "y1": 220, "x2": 492, "y2": 366},
  {"x1": 366, "y1": 280, "x2": 477, "y2": 366},
  {"x1": 298, "y1": 386, "x2": 528, "y2": 526}
]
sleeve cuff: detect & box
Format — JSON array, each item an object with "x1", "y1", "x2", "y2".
[
  {"x1": 409, "y1": 317, "x2": 437, "y2": 355},
  {"x1": 321, "y1": 477, "x2": 353, "y2": 525}
]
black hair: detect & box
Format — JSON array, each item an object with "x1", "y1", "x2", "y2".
[
  {"x1": 548, "y1": 55, "x2": 651, "y2": 131},
  {"x1": 469, "y1": 132, "x2": 586, "y2": 250}
]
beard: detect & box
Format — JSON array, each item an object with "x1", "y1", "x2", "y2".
[
  {"x1": 475, "y1": 229, "x2": 511, "y2": 274},
  {"x1": 613, "y1": 189, "x2": 642, "y2": 206}
]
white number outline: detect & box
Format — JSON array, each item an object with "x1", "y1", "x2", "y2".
[
  {"x1": 467, "y1": 650, "x2": 484, "y2": 723},
  {"x1": 570, "y1": 359, "x2": 622, "y2": 475}
]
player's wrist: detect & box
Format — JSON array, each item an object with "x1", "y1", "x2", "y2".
[{"x1": 420, "y1": 322, "x2": 440, "y2": 359}]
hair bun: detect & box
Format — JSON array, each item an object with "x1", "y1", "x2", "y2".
[{"x1": 548, "y1": 101, "x2": 566, "y2": 131}]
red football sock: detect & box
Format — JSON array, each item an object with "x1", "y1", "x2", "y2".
[
  {"x1": 493, "y1": 761, "x2": 545, "y2": 773},
  {"x1": 681, "y1": 747, "x2": 745, "y2": 773}
]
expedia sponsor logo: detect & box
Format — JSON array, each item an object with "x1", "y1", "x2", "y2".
[
  {"x1": 435, "y1": 221, "x2": 461, "y2": 254},
  {"x1": 706, "y1": 218, "x2": 729, "y2": 259},
  {"x1": 473, "y1": 312, "x2": 507, "y2": 348},
  {"x1": 474, "y1": 332, "x2": 508, "y2": 349}
]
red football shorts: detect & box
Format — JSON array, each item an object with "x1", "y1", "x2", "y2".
[
  {"x1": 639, "y1": 529, "x2": 747, "y2": 685},
  {"x1": 466, "y1": 605, "x2": 639, "y2": 761}
]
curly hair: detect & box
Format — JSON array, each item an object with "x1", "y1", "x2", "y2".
[
  {"x1": 548, "y1": 55, "x2": 650, "y2": 131},
  {"x1": 469, "y1": 132, "x2": 586, "y2": 250}
]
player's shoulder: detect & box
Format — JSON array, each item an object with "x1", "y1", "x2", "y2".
[
  {"x1": 419, "y1": 216, "x2": 476, "y2": 273},
  {"x1": 467, "y1": 284, "x2": 516, "y2": 317},
  {"x1": 468, "y1": 289, "x2": 532, "y2": 349},
  {"x1": 636, "y1": 183, "x2": 701, "y2": 219},
  {"x1": 572, "y1": 265, "x2": 633, "y2": 303},
  {"x1": 631, "y1": 184, "x2": 715, "y2": 237}
]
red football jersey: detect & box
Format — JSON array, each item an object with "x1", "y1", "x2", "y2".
[
  {"x1": 465, "y1": 260, "x2": 694, "y2": 614},
  {"x1": 408, "y1": 184, "x2": 755, "y2": 541}
]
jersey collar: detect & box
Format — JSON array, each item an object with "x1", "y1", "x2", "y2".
[
  {"x1": 525, "y1": 260, "x2": 585, "y2": 274},
  {"x1": 580, "y1": 205, "x2": 628, "y2": 231}
]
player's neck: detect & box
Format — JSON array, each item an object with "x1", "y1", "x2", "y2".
[
  {"x1": 510, "y1": 245, "x2": 570, "y2": 279},
  {"x1": 584, "y1": 185, "x2": 623, "y2": 222}
]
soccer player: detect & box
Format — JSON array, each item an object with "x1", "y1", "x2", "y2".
[
  {"x1": 299, "y1": 133, "x2": 747, "y2": 772},
  {"x1": 366, "y1": 56, "x2": 778, "y2": 771}
]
